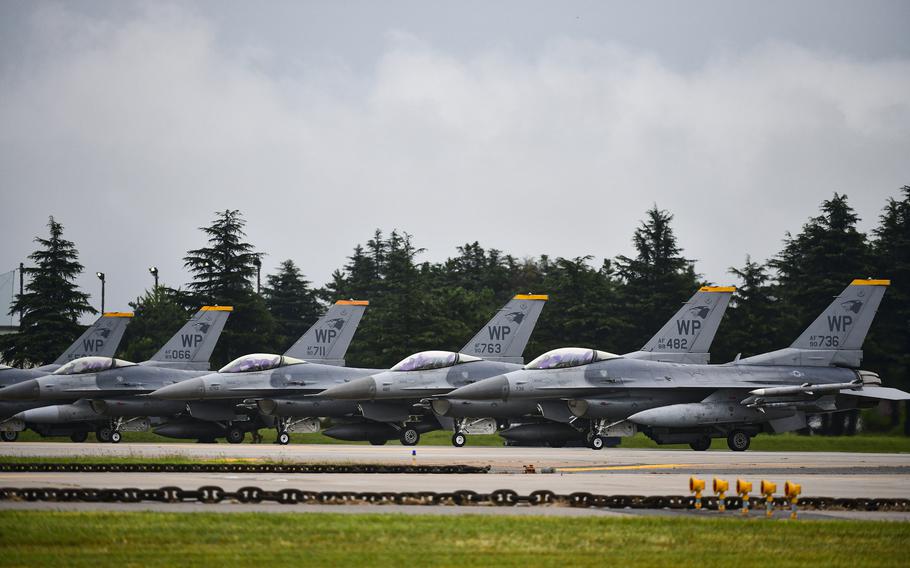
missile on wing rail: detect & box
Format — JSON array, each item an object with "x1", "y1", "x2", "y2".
[{"x1": 748, "y1": 380, "x2": 862, "y2": 398}]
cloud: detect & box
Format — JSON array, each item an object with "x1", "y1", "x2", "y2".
[{"x1": 1, "y1": 4, "x2": 908, "y2": 316}]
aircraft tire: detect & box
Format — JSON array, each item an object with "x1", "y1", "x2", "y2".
[
  {"x1": 400, "y1": 428, "x2": 420, "y2": 446},
  {"x1": 588, "y1": 436, "x2": 605, "y2": 450},
  {"x1": 226, "y1": 426, "x2": 245, "y2": 445},
  {"x1": 1, "y1": 431, "x2": 19, "y2": 442},
  {"x1": 69, "y1": 431, "x2": 88, "y2": 443},
  {"x1": 726, "y1": 430, "x2": 751, "y2": 452},
  {"x1": 689, "y1": 436, "x2": 711, "y2": 451},
  {"x1": 369, "y1": 439, "x2": 387, "y2": 446},
  {"x1": 110, "y1": 431, "x2": 122, "y2": 444},
  {"x1": 96, "y1": 426, "x2": 113, "y2": 443},
  {"x1": 277, "y1": 431, "x2": 290, "y2": 445},
  {"x1": 452, "y1": 433, "x2": 466, "y2": 447}
]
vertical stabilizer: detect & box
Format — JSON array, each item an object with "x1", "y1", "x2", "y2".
[
  {"x1": 283, "y1": 300, "x2": 368, "y2": 366},
  {"x1": 143, "y1": 306, "x2": 232, "y2": 370},
  {"x1": 628, "y1": 286, "x2": 734, "y2": 364},
  {"x1": 50, "y1": 312, "x2": 134, "y2": 367},
  {"x1": 459, "y1": 294, "x2": 548, "y2": 364},
  {"x1": 740, "y1": 279, "x2": 889, "y2": 367}
]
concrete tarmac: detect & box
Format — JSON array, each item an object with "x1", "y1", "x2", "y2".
[
  {"x1": 2, "y1": 442, "x2": 909, "y2": 472},
  {"x1": 1, "y1": 442, "x2": 908, "y2": 519}
]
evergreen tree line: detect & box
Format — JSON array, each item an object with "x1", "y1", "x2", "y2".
[{"x1": 3, "y1": 188, "x2": 908, "y2": 431}]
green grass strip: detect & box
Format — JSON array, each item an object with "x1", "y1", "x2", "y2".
[{"x1": 0, "y1": 511, "x2": 907, "y2": 567}]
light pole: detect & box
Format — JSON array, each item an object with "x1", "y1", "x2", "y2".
[
  {"x1": 96, "y1": 272, "x2": 105, "y2": 314},
  {"x1": 18, "y1": 262, "x2": 24, "y2": 323},
  {"x1": 148, "y1": 266, "x2": 159, "y2": 290},
  {"x1": 253, "y1": 257, "x2": 261, "y2": 294}
]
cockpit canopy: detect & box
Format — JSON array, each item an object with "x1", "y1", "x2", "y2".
[
  {"x1": 218, "y1": 353, "x2": 306, "y2": 374},
  {"x1": 54, "y1": 357, "x2": 136, "y2": 375},
  {"x1": 525, "y1": 348, "x2": 618, "y2": 370},
  {"x1": 391, "y1": 351, "x2": 482, "y2": 372}
]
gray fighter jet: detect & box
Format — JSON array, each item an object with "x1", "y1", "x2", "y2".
[
  {"x1": 0, "y1": 306, "x2": 231, "y2": 442},
  {"x1": 147, "y1": 300, "x2": 369, "y2": 443},
  {"x1": 446, "y1": 279, "x2": 906, "y2": 450},
  {"x1": 310, "y1": 294, "x2": 548, "y2": 445},
  {"x1": 325, "y1": 286, "x2": 732, "y2": 446},
  {"x1": 151, "y1": 295, "x2": 547, "y2": 445},
  {"x1": 0, "y1": 311, "x2": 133, "y2": 441}
]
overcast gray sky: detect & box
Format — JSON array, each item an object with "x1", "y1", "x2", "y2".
[{"x1": 1, "y1": 1, "x2": 908, "y2": 320}]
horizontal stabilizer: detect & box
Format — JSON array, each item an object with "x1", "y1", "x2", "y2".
[{"x1": 840, "y1": 386, "x2": 910, "y2": 401}]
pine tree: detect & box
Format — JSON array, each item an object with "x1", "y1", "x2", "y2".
[
  {"x1": 769, "y1": 193, "x2": 873, "y2": 341},
  {"x1": 614, "y1": 205, "x2": 700, "y2": 352},
  {"x1": 119, "y1": 287, "x2": 191, "y2": 362},
  {"x1": 1, "y1": 217, "x2": 96, "y2": 367},
  {"x1": 183, "y1": 210, "x2": 275, "y2": 365},
  {"x1": 712, "y1": 256, "x2": 781, "y2": 362},
  {"x1": 264, "y1": 260, "x2": 323, "y2": 351},
  {"x1": 525, "y1": 256, "x2": 623, "y2": 357},
  {"x1": 769, "y1": 193, "x2": 873, "y2": 435},
  {"x1": 866, "y1": 187, "x2": 910, "y2": 432}
]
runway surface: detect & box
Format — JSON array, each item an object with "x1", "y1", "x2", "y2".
[
  {"x1": 2, "y1": 443, "x2": 908, "y2": 518},
  {"x1": 3, "y1": 442, "x2": 909, "y2": 472}
]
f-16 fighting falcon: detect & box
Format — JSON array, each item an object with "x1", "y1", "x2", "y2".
[
  {"x1": 0, "y1": 306, "x2": 231, "y2": 442},
  {"x1": 360, "y1": 286, "x2": 734, "y2": 447},
  {"x1": 433, "y1": 286, "x2": 734, "y2": 447},
  {"x1": 0, "y1": 311, "x2": 133, "y2": 441},
  {"x1": 312, "y1": 294, "x2": 548, "y2": 445},
  {"x1": 151, "y1": 295, "x2": 547, "y2": 446},
  {"x1": 147, "y1": 300, "x2": 369, "y2": 443},
  {"x1": 445, "y1": 280, "x2": 908, "y2": 450}
]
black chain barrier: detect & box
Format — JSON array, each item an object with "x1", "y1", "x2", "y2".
[
  {"x1": 1, "y1": 486, "x2": 907, "y2": 511},
  {"x1": 0, "y1": 463, "x2": 490, "y2": 474}
]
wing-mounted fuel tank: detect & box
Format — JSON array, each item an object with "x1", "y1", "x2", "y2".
[
  {"x1": 90, "y1": 398, "x2": 186, "y2": 417},
  {"x1": 257, "y1": 398, "x2": 359, "y2": 418},
  {"x1": 431, "y1": 398, "x2": 538, "y2": 419}
]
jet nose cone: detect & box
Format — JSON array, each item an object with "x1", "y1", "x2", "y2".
[
  {"x1": 150, "y1": 377, "x2": 206, "y2": 400},
  {"x1": 319, "y1": 376, "x2": 377, "y2": 400},
  {"x1": 447, "y1": 375, "x2": 510, "y2": 400},
  {"x1": 0, "y1": 379, "x2": 40, "y2": 401}
]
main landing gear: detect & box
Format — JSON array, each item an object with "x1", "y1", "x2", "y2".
[
  {"x1": 399, "y1": 427, "x2": 420, "y2": 446},
  {"x1": 726, "y1": 430, "x2": 751, "y2": 452},
  {"x1": 451, "y1": 432, "x2": 466, "y2": 447},
  {"x1": 226, "y1": 425, "x2": 246, "y2": 445},
  {"x1": 96, "y1": 425, "x2": 114, "y2": 443}
]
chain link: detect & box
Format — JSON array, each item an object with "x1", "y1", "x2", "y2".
[{"x1": 1, "y1": 485, "x2": 906, "y2": 511}]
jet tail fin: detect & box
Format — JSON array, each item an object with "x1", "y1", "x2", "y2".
[
  {"x1": 459, "y1": 294, "x2": 547, "y2": 364},
  {"x1": 627, "y1": 286, "x2": 734, "y2": 364},
  {"x1": 50, "y1": 312, "x2": 134, "y2": 366},
  {"x1": 283, "y1": 300, "x2": 368, "y2": 366},
  {"x1": 142, "y1": 306, "x2": 232, "y2": 370},
  {"x1": 740, "y1": 279, "x2": 889, "y2": 368}
]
